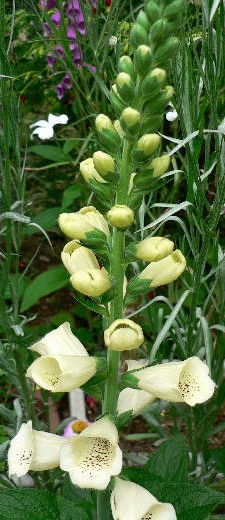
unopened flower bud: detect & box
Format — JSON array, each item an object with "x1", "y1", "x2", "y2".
[
  {"x1": 136, "y1": 10, "x2": 150, "y2": 31},
  {"x1": 114, "y1": 119, "x2": 124, "y2": 138},
  {"x1": 130, "y1": 23, "x2": 148, "y2": 47},
  {"x1": 155, "y1": 36, "x2": 179, "y2": 64},
  {"x1": 59, "y1": 206, "x2": 109, "y2": 241},
  {"x1": 141, "y1": 68, "x2": 166, "y2": 97},
  {"x1": 107, "y1": 205, "x2": 134, "y2": 229},
  {"x1": 93, "y1": 151, "x2": 115, "y2": 177},
  {"x1": 80, "y1": 158, "x2": 106, "y2": 184},
  {"x1": 95, "y1": 114, "x2": 114, "y2": 132},
  {"x1": 140, "y1": 249, "x2": 186, "y2": 287},
  {"x1": 118, "y1": 56, "x2": 135, "y2": 79},
  {"x1": 104, "y1": 319, "x2": 144, "y2": 351},
  {"x1": 71, "y1": 267, "x2": 111, "y2": 297},
  {"x1": 146, "y1": 0, "x2": 160, "y2": 23},
  {"x1": 164, "y1": 0, "x2": 184, "y2": 19},
  {"x1": 135, "y1": 236, "x2": 174, "y2": 262},
  {"x1": 150, "y1": 155, "x2": 170, "y2": 178},
  {"x1": 121, "y1": 107, "x2": 141, "y2": 132},
  {"x1": 150, "y1": 18, "x2": 169, "y2": 45},
  {"x1": 134, "y1": 45, "x2": 152, "y2": 75},
  {"x1": 137, "y1": 133, "x2": 161, "y2": 157},
  {"x1": 116, "y1": 73, "x2": 134, "y2": 103}
]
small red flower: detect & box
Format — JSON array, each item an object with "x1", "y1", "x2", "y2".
[
  {"x1": 105, "y1": 0, "x2": 111, "y2": 6},
  {"x1": 147, "y1": 291, "x2": 154, "y2": 300}
]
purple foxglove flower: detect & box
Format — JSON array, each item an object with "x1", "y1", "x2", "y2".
[
  {"x1": 67, "y1": 23, "x2": 77, "y2": 40},
  {"x1": 40, "y1": 0, "x2": 57, "y2": 8},
  {"x1": 73, "y1": 45, "x2": 83, "y2": 66},
  {"x1": 85, "y1": 63, "x2": 96, "y2": 73},
  {"x1": 68, "y1": 0, "x2": 81, "y2": 17},
  {"x1": 47, "y1": 52, "x2": 57, "y2": 69},
  {"x1": 76, "y1": 11, "x2": 86, "y2": 36},
  {"x1": 63, "y1": 73, "x2": 72, "y2": 88},
  {"x1": 55, "y1": 45, "x2": 64, "y2": 57},
  {"x1": 43, "y1": 21, "x2": 51, "y2": 37},
  {"x1": 57, "y1": 82, "x2": 67, "y2": 100},
  {"x1": 90, "y1": 0, "x2": 97, "y2": 8},
  {"x1": 51, "y1": 9, "x2": 61, "y2": 26}
]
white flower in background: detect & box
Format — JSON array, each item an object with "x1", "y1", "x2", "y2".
[
  {"x1": 111, "y1": 478, "x2": 177, "y2": 520},
  {"x1": 63, "y1": 418, "x2": 91, "y2": 438},
  {"x1": 166, "y1": 102, "x2": 178, "y2": 122},
  {"x1": 60, "y1": 416, "x2": 122, "y2": 489},
  {"x1": 109, "y1": 35, "x2": 118, "y2": 48},
  {"x1": 8, "y1": 421, "x2": 64, "y2": 477},
  {"x1": 30, "y1": 113, "x2": 68, "y2": 140},
  {"x1": 117, "y1": 387, "x2": 156, "y2": 416},
  {"x1": 26, "y1": 322, "x2": 98, "y2": 392},
  {"x1": 129, "y1": 356, "x2": 215, "y2": 406}
]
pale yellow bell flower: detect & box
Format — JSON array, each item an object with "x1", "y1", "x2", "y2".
[
  {"x1": 104, "y1": 318, "x2": 144, "y2": 351},
  {"x1": 139, "y1": 249, "x2": 186, "y2": 287},
  {"x1": 58, "y1": 206, "x2": 109, "y2": 240},
  {"x1": 135, "y1": 236, "x2": 174, "y2": 262},
  {"x1": 80, "y1": 157, "x2": 106, "y2": 183},
  {"x1": 117, "y1": 387, "x2": 155, "y2": 416},
  {"x1": 93, "y1": 151, "x2": 115, "y2": 177},
  {"x1": 60, "y1": 416, "x2": 122, "y2": 490},
  {"x1": 61, "y1": 240, "x2": 99, "y2": 275},
  {"x1": 107, "y1": 204, "x2": 134, "y2": 229}
]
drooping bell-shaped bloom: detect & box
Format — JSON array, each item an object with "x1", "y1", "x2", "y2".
[
  {"x1": 104, "y1": 319, "x2": 144, "y2": 352},
  {"x1": 111, "y1": 478, "x2": 177, "y2": 520},
  {"x1": 139, "y1": 250, "x2": 186, "y2": 288},
  {"x1": 8, "y1": 421, "x2": 64, "y2": 477},
  {"x1": 60, "y1": 416, "x2": 122, "y2": 489},
  {"x1": 124, "y1": 356, "x2": 215, "y2": 406},
  {"x1": 61, "y1": 241, "x2": 111, "y2": 297},
  {"x1": 58, "y1": 206, "x2": 109, "y2": 240},
  {"x1": 26, "y1": 322, "x2": 98, "y2": 392}
]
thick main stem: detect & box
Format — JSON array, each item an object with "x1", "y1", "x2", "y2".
[{"x1": 97, "y1": 139, "x2": 132, "y2": 519}]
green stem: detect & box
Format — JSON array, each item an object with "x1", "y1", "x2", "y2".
[{"x1": 97, "y1": 138, "x2": 132, "y2": 519}]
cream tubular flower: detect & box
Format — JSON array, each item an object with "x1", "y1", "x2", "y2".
[
  {"x1": 104, "y1": 319, "x2": 144, "y2": 351},
  {"x1": 117, "y1": 388, "x2": 156, "y2": 416},
  {"x1": 60, "y1": 416, "x2": 122, "y2": 490},
  {"x1": 111, "y1": 478, "x2": 177, "y2": 520},
  {"x1": 135, "y1": 236, "x2": 174, "y2": 262},
  {"x1": 139, "y1": 249, "x2": 186, "y2": 287},
  {"x1": 26, "y1": 322, "x2": 98, "y2": 392},
  {"x1": 61, "y1": 240, "x2": 111, "y2": 297},
  {"x1": 8, "y1": 421, "x2": 64, "y2": 477},
  {"x1": 131, "y1": 357, "x2": 215, "y2": 406},
  {"x1": 58, "y1": 206, "x2": 109, "y2": 240}
]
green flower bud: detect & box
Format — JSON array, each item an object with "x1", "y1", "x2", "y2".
[
  {"x1": 136, "y1": 10, "x2": 150, "y2": 31},
  {"x1": 137, "y1": 133, "x2": 161, "y2": 158},
  {"x1": 140, "y1": 114, "x2": 163, "y2": 133},
  {"x1": 116, "y1": 72, "x2": 134, "y2": 103},
  {"x1": 121, "y1": 107, "x2": 141, "y2": 133},
  {"x1": 150, "y1": 155, "x2": 170, "y2": 178},
  {"x1": 134, "y1": 236, "x2": 174, "y2": 262},
  {"x1": 163, "y1": 0, "x2": 184, "y2": 19},
  {"x1": 110, "y1": 84, "x2": 126, "y2": 115},
  {"x1": 139, "y1": 249, "x2": 186, "y2": 287},
  {"x1": 141, "y1": 68, "x2": 167, "y2": 97},
  {"x1": 118, "y1": 56, "x2": 135, "y2": 79},
  {"x1": 80, "y1": 158, "x2": 106, "y2": 184},
  {"x1": 150, "y1": 19, "x2": 169, "y2": 46},
  {"x1": 146, "y1": 86, "x2": 174, "y2": 115},
  {"x1": 130, "y1": 23, "x2": 148, "y2": 48},
  {"x1": 95, "y1": 114, "x2": 121, "y2": 152},
  {"x1": 146, "y1": 0, "x2": 160, "y2": 23},
  {"x1": 107, "y1": 205, "x2": 134, "y2": 229},
  {"x1": 134, "y1": 45, "x2": 152, "y2": 75},
  {"x1": 114, "y1": 119, "x2": 124, "y2": 138},
  {"x1": 104, "y1": 318, "x2": 144, "y2": 351},
  {"x1": 93, "y1": 151, "x2": 115, "y2": 177},
  {"x1": 155, "y1": 36, "x2": 179, "y2": 64}
]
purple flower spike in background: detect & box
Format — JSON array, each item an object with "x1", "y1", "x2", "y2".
[
  {"x1": 67, "y1": 23, "x2": 77, "y2": 40},
  {"x1": 40, "y1": 0, "x2": 57, "y2": 9},
  {"x1": 57, "y1": 73, "x2": 72, "y2": 100},
  {"x1": 51, "y1": 9, "x2": 61, "y2": 26},
  {"x1": 76, "y1": 11, "x2": 86, "y2": 36},
  {"x1": 47, "y1": 52, "x2": 57, "y2": 69},
  {"x1": 43, "y1": 22, "x2": 51, "y2": 37}
]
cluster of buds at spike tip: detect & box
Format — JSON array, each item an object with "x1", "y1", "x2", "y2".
[
  {"x1": 61, "y1": 240, "x2": 111, "y2": 297},
  {"x1": 122, "y1": 356, "x2": 216, "y2": 407},
  {"x1": 104, "y1": 318, "x2": 144, "y2": 351},
  {"x1": 26, "y1": 323, "x2": 102, "y2": 392},
  {"x1": 107, "y1": 205, "x2": 134, "y2": 230},
  {"x1": 58, "y1": 206, "x2": 109, "y2": 242}
]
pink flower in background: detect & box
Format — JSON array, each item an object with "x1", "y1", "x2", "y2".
[{"x1": 63, "y1": 418, "x2": 91, "y2": 438}]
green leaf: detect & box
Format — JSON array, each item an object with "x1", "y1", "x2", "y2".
[
  {"x1": 123, "y1": 468, "x2": 225, "y2": 520},
  {"x1": 74, "y1": 293, "x2": 109, "y2": 317},
  {"x1": 29, "y1": 145, "x2": 68, "y2": 162},
  {"x1": 20, "y1": 266, "x2": 68, "y2": 312},
  {"x1": 61, "y1": 185, "x2": 82, "y2": 209},
  {"x1": 25, "y1": 207, "x2": 61, "y2": 234},
  {"x1": 210, "y1": 446, "x2": 225, "y2": 475},
  {"x1": 0, "y1": 489, "x2": 90, "y2": 520},
  {"x1": 144, "y1": 434, "x2": 188, "y2": 482}
]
